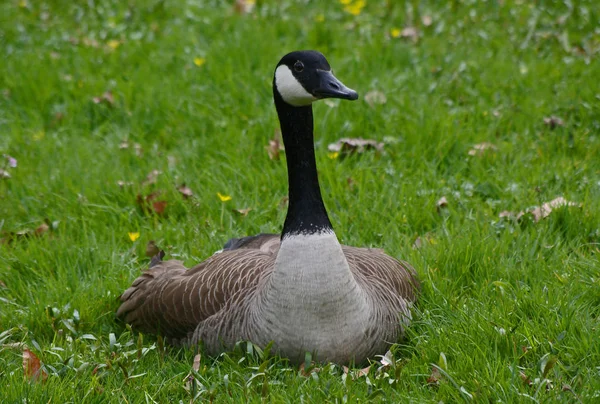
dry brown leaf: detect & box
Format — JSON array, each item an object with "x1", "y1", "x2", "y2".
[
  {"x1": 436, "y1": 196, "x2": 448, "y2": 211},
  {"x1": 136, "y1": 192, "x2": 168, "y2": 216},
  {"x1": 531, "y1": 197, "x2": 581, "y2": 222},
  {"x1": 184, "y1": 353, "x2": 202, "y2": 392},
  {"x1": 92, "y1": 91, "x2": 114, "y2": 106},
  {"x1": 266, "y1": 138, "x2": 285, "y2": 161},
  {"x1": 234, "y1": 207, "x2": 252, "y2": 216},
  {"x1": 145, "y1": 240, "x2": 160, "y2": 257},
  {"x1": 152, "y1": 200, "x2": 168, "y2": 215},
  {"x1": 177, "y1": 184, "x2": 193, "y2": 199},
  {"x1": 427, "y1": 366, "x2": 441, "y2": 385},
  {"x1": 34, "y1": 223, "x2": 49, "y2": 236},
  {"x1": 234, "y1": 0, "x2": 255, "y2": 14},
  {"x1": 328, "y1": 138, "x2": 384, "y2": 155},
  {"x1": 23, "y1": 348, "x2": 48, "y2": 382},
  {"x1": 342, "y1": 365, "x2": 371, "y2": 379},
  {"x1": 500, "y1": 197, "x2": 580, "y2": 222},
  {"x1": 192, "y1": 353, "x2": 201, "y2": 371},
  {"x1": 299, "y1": 362, "x2": 321, "y2": 377},
  {"x1": 543, "y1": 116, "x2": 564, "y2": 129},
  {"x1": 364, "y1": 90, "x2": 387, "y2": 107},
  {"x1": 468, "y1": 142, "x2": 498, "y2": 156}
]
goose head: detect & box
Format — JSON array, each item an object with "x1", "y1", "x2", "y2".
[{"x1": 273, "y1": 50, "x2": 358, "y2": 107}]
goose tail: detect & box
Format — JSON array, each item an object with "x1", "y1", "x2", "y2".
[{"x1": 116, "y1": 251, "x2": 187, "y2": 333}]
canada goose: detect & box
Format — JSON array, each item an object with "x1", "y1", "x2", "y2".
[{"x1": 117, "y1": 50, "x2": 419, "y2": 364}]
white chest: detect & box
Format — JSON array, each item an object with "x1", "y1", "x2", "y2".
[{"x1": 252, "y1": 232, "x2": 372, "y2": 362}]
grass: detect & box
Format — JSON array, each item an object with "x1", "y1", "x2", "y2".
[{"x1": 1, "y1": 0, "x2": 599, "y2": 401}]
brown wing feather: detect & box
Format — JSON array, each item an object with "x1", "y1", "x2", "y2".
[
  {"x1": 117, "y1": 247, "x2": 276, "y2": 341},
  {"x1": 343, "y1": 246, "x2": 420, "y2": 302}
]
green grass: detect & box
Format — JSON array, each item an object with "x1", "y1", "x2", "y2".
[{"x1": 1, "y1": 0, "x2": 599, "y2": 401}]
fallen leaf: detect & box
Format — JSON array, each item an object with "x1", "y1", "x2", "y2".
[
  {"x1": 468, "y1": 142, "x2": 497, "y2": 156},
  {"x1": 436, "y1": 196, "x2": 448, "y2": 211},
  {"x1": 34, "y1": 223, "x2": 49, "y2": 236},
  {"x1": 23, "y1": 348, "x2": 48, "y2": 382},
  {"x1": 152, "y1": 200, "x2": 168, "y2": 215},
  {"x1": 299, "y1": 362, "x2": 321, "y2": 377},
  {"x1": 234, "y1": 0, "x2": 255, "y2": 14},
  {"x1": 92, "y1": 91, "x2": 114, "y2": 106},
  {"x1": 378, "y1": 350, "x2": 393, "y2": 369},
  {"x1": 266, "y1": 133, "x2": 285, "y2": 160},
  {"x1": 136, "y1": 192, "x2": 168, "y2": 216},
  {"x1": 427, "y1": 366, "x2": 441, "y2": 385},
  {"x1": 543, "y1": 116, "x2": 564, "y2": 129},
  {"x1": 499, "y1": 197, "x2": 580, "y2": 223},
  {"x1": 177, "y1": 184, "x2": 193, "y2": 199},
  {"x1": 192, "y1": 353, "x2": 201, "y2": 371},
  {"x1": 234, "y1": 207, "x2": 252, "y2": 216},
  {"x1": 184, "y1": 353, "x2": 202, "y2": 393},
  {"x1": 530, "y1": 197, "x2": 580, "y2": 222},
  {"x1": 328, "y1": 138, "x2": 384, "y2": 156},
  {"x1": 364, "y1": 90, "x2": 387, "y2": 107},
  {"x1": 342, "y1": 365, "x2": 371, "y2": 379},
  {"x1": 0, "y1": 279, "x2": 6, "y2": 288},
  {"x1": 141, "y1": 170, "x2": 162, "y2": 186}
]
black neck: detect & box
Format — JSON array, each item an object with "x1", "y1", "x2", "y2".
[{"x1": 274, "y1": 89, "x2": 333, "y2": 238}]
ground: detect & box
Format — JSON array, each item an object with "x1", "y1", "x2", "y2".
[{"x1": 1, "y1": 0, "x2": 599, "y2": 402}]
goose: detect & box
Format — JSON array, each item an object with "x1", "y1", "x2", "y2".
[{"x1": 117, "y1": 50, "x2": 419, "y2": 365}]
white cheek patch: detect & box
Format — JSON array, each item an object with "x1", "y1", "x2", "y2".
[{"x1": 275, "y1": 65, "x2": 316, "y2": 106}]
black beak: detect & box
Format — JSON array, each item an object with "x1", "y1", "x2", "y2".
[{"x1": 312, "y1": 70, "x2": 358, "y2": 101}]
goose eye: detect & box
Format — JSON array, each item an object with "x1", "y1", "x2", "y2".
[{"x1": 293, "y1": 61, "x2": 304, "y2": 72}]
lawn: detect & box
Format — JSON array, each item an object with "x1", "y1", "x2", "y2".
[{"x1": 1, "y1": 0, "x2": 599, "y2": 402}]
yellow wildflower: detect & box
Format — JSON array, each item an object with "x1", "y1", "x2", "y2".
[
  {"x1": 328, "y1": 152, "x2": 340, "y2": 160},
  {"x1": 390, "y1": 28, "x2": 401, "y2": 38},
  {"x1": 217, "y1": 192, "x2": 232, "y2": 202},
  {"x1": 107, "y1": 40, "x2": 120, "y2": 50},
  {"x1": 339, "y1": 0, "x2": 352, "y2": 4},
  {"x1": 344, "y1": 0, "x2": 365, "y2": 16},
  {"x1": 194, "y1": 57, "x2": 206, "y2": 67},
  {"x1": 128, "y1": 232, "x2": 140, "y2": 242}
]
